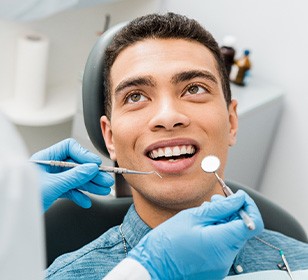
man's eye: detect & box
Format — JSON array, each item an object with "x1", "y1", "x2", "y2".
[
  {"x1": 126, "y1": 93, "x2": 147, "y2": 103},
  {"x1": 186, "y1": 84, "x2": 207, "y2": 95}
]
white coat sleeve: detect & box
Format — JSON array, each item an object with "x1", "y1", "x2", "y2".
[
  {"x1": 0, "y1": 112, "x2": 45, "y2": 279},
  {"x1": 103, "y1": 258, "x2": 151, "y2": 280}
]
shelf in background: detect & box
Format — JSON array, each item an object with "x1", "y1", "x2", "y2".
[
  {"x1": 0, "y1": 84, "x2": 78, "y2": 126},
  {"x1": 231, "y1": 79, "x2": 285, "y2": 116}
]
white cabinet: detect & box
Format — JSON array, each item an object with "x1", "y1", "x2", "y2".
[{"x1": 225, "y1": 79, "x2": 284, "y2": 190}]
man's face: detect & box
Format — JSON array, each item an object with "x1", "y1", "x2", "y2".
[{"x1": 101, "y1": 38, "x2": 238, "y2": 211}]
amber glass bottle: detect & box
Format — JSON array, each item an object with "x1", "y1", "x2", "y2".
[{"x1": 231, "y1": 49, "x2": 251, "y2": 86}]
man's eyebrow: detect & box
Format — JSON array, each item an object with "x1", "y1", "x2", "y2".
[
  {"x1": 170, "y1": 70, "x2": 218, "y2": 84},
  {"x1": 114, "y1": 76, "x2": 156, "y2": 94}
]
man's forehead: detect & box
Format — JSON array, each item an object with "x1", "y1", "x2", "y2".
[
  {"x1": 110, "y1": 38, "x2": 221, "y2": 86},
  {"x1": 112, "y1": 37, "x2": 214, "y2": 60}
]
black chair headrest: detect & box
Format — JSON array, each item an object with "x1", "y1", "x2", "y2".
[{"x1": 82, "y1": 22, "x2": 127, "y2": 158}]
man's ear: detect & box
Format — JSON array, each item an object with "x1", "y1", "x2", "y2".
[
  {"x1": 228, "y1": 100, "x2": 238, "y2": 147},
  {"x1": 100, "y1": 116, "x2": 117, "y2": 161}
]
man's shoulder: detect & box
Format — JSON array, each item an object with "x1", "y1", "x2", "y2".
[
  {"x1": 254, "y1": 229, "x2": 308, "y2": 250},
  {"x1": 233, "y1": 229, "x2": 308, "y2": 275},
  {"x1": 45, "y1": 226, "x2": 125, "y2": 280},
  {"x1": 45, "y1": 204, "x2": 143, "y2": 280}
]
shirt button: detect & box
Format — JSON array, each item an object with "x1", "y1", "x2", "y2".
[{"x1": 235, "y1": 264, "x2": 244, "y2": 273}]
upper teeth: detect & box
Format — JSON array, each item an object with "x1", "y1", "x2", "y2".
[{"x1": 149, "y1": 145, "x2": 195, "y2": 159}]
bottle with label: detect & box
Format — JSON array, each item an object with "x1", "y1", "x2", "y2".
[
  {"x1": 220, "y1": 36, "x2": 236, "y2": 78},
  {"x1": 230, "y1": 49, "x2": 251, "y2": 86}
]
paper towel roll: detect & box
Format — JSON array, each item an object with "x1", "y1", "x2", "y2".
[{"x1": 13, "y1": 33, "x2": 49, "y2": 110}]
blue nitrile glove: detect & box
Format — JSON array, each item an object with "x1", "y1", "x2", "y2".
[
  {"x1": 30, "y1": 138, "x2": 114, "y2": 212},
  {"x1": 128, "y1": 190, "x2": 264, "y2": 280}
]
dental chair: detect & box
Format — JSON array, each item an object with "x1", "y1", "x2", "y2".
[{"x1": 44, "y1": 23, "x2": 308, "y2": 267}]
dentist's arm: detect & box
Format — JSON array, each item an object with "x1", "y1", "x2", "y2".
[
  {"x1": 30, "y1": 138, "x2": 114, "y2": 212},
  {"x1": 104, "y1": 191, "x2": 264, "y2": 280}
]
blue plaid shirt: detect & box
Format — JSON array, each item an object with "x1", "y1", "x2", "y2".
[{"x1": 46, "y1": 204, "x2": 308, "y2": 279}]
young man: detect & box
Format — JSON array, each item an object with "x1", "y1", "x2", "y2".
[{"x1": 46, "y1": 13, "x2": 308, "y2": 279}]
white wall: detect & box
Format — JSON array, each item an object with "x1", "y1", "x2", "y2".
[{"x1": 162, "y1": 0, "x2": 308, "y2": 232}]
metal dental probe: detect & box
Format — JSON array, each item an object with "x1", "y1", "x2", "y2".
[
  {"x1": 201, "y1": 155, "x2": 255, "y2": 230},
  {"x1": 213, "y1": 171, "x2": 255, "y2": 230},
  {"x1": 30, "y1": 160, "x2": 162, "y2": 178}
]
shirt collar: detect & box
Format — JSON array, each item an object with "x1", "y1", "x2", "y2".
[{"x1": 121, "y1": 204, "x2": 151, "y2": 249}]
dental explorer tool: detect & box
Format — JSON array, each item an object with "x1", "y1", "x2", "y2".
[
  {"x1": 201, "y1": 155, "x2": 255, "y2": 230},
  {"x1": 30, "y1": 160, "x2": 162, "y2": 178}
]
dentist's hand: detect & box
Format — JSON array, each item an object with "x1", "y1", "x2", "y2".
[
  {"x1": 30, "y1": 138, "x2": 114, "y2": 212},
  {"x1": 128, "y1": 190, "x2": 264, "y2": 280}
]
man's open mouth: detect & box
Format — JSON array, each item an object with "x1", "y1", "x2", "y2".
[{"x1": 147, "y1": 145, "x2": 196, "y2": 161}]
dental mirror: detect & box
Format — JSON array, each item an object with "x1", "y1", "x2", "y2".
[
  {"x1": 201, "y1": 155, "x2": 221, "y2": 173},
  {"x1": 201, "y1": 155, "x2": 256, "y2": 230}
]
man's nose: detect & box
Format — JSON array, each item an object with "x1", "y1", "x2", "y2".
[{"x1": 148, "y1": 97, "x2": 190, "y2": 131}]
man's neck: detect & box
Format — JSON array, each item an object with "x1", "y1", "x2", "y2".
[
  {"x1": 133, "y1": 194, "x2": 179, "y2": 228},
  {"x1": 130, "y1": 181, "x2": 225, "y2": 228},
  {"x1": 131, "y1": 191, "x2": 214, "y2": 228}
]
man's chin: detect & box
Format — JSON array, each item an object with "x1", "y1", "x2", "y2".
[{"x1": 144, "y1": 193, "x2": 204, "y2": 211}]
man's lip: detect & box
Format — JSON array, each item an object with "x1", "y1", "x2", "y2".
[
  {"x1": 144, "y1": 138, "x2": 200, "y2": 155},
  {"x1": 147, "y1": 150, "x2": 198, "y2": 174},
  {"x1": 144, "y1": 138, "x2": 200, "y2": 174}
]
